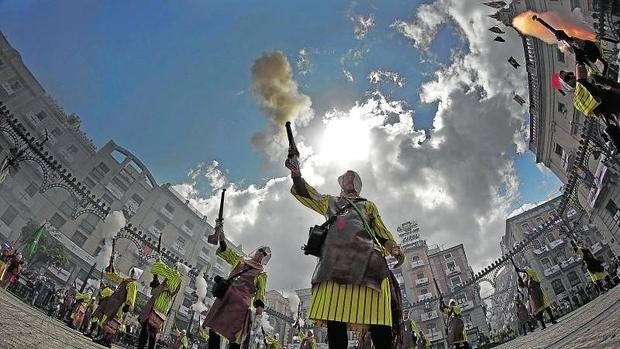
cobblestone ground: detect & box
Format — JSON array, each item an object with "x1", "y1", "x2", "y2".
[
  {"x1": 494, "y1": 285, "x2": 620, "y2": 349},
  {"x1": 0, "y1": 289, "x2": 122, "y2": 349}
]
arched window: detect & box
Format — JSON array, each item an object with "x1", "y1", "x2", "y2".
[
  {"x1": 532, "y1": 240, "x2": 542, "y2": 250},
  {"x1": 567, "y1": 271, "x2": 581, "y2": 287}
]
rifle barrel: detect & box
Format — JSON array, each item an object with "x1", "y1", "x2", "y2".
[
  {"x1": 217, "y1": 189, "x2": 226, "y2": 222},
  {"x1": 285, "y1": 121, "x2": 299, "y2": 156},
  {"x1": 532, "y1": 15, "x2": 558, "y2": 35}
]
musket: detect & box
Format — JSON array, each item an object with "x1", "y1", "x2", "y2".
[
  {"x1": 433, "y1": 278, "x2": 448, "y2": 336},
  {"x1": 207, "y1": 189, "x2": 226, "y2": 245},
  {"x1": 285, "y1": 121, "x2": 299, "y2": 158},
  {"x1": 105, "y1": 238, "x2": 116, "y2": 273},
  {"x1": 532, "y1": 15, "x2": 606, "y2": 73},
  {"x1": 150, "y1": 233, "x2": 163, "y2": 288},
  {"x1": 511, "y1": 256, "x2": 526, "y2": 287}
]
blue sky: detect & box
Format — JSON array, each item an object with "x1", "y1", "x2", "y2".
[{"x1": 0, "y1": 0, "x2": 560, "y2": 208}]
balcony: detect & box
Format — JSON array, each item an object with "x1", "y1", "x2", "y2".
[
  {"x1": 416, "y1": 277, "x2": 429, "y2": 286},
  {"x1": 160, "y1": 207, "x2": 174, "y2": 220},
  {"x1": 460, "y1": 300, "x2": 474, "y2": 310},
  {"x1": 420, "y1": 311, "x2": 439, "y2": 322},
  {"x1": 533, "y1": 245, "x2": 550, "y2": 255},
  {"x1": 446, "y1": 265, "x2": 461, "y2": 275},
  {"x1": 560, "y1": 257, "x2": 580, "y2": 269},
  {"x1": 451, "y1": 284, "x2": 463, "y2": 293},
  {"x1": 410, "y1": 260, "x2": 425, "y2": 269},
  {"x1": 427, "y1": 331, "x2": 444, "y2": 341},
  {"x1": 592, "y1": 242, "x2": 605, "y2": 254},
  {"x1": 198, "y1": 251, "x2": 210, "y2": 262},
  {"x1": 548, "y1": 239, "x2": 565, "y2": 250},
  {"x1": 105, "y1": 182, "x2": 124, "y2": 200},
  {"x1": 181, "y1": 224, "x2": 194, "y2": 237},
  {"x1": 543, "y1": 264, "x2": 561, "y2": 277},
  {"x1": 185, "y1": 286, "x2": 196, "y2": 295},
  {"x1": 178, "y1": 305, "x2": 190, "y2": 318},
  {"x1": 418, "y1": 292, "x2": 433, "y2": 302}
]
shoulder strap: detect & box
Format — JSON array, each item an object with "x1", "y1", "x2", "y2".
[
  {"x1": 226, "y1": 265, "x2": 253, "y2": 282},
  {"x1": 344, "y1": 198, "x2": 385, "y2": 253}
]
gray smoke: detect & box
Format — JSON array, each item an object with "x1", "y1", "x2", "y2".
[
  {"x1": 191, "y1": 271, "x2": 209, "y2": 313},
  {"x1": 94, "y1": 211, "x2": 126, "y2": 271}
]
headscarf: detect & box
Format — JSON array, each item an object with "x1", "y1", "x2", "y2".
[
  {"x1": 338, "y1": 170, "x2": 362, "y2": 197},
  {"x1": 129, "y1": 267, "x2": 144, "y2": 280},
  {"x1": 245, "y1": 246, "x2": 271, "y2": 269},
  {"x1": 175, "y1": 262, "x2": 191, "y2": 275}
]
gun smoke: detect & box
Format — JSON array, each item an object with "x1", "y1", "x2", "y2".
[
  {"x1": 191, "y1": 271, "x2": 209, "y2": 313},
  {"x1": 512, "y1": 10, "x2": 596, "y2": 44},
  {"x1": 94, "y1": 211, "x2": 126, "y2": 272}
]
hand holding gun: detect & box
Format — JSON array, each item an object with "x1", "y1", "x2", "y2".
[
  {"x1": 149, "y1": 233, "x2": 163, "y2": 288},
  {"x1": 285, "y1": 122, "x2": 301, "y2": 177},
  {"x1": 105, "y1": 239, "x2": 116, "y2": 273},
  {"x1": 207, "y1": 189, "x2": 226, "y2": 245}
]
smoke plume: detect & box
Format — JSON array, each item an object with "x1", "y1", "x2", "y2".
[
  {"x1": 94, "y1": 211, "x2": 126, "y2": 272},
  {"x1": 512, "y1": 10, "x2": 596, "y2": 44},
  {"x1": 191, "y1": 271, "x2": 209, "y2": 313}
]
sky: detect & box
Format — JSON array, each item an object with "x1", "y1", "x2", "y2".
[{"x1": 0, "y1": 0, "x2": 563, "y2": 291}]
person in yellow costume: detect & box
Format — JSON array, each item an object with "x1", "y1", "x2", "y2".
[
  {"x1": 71, "y1": 288, "x2": 94, "y2": 330},
  {"x1": 571, "y1": 240, "x2": 608, "y2": 293},
  {"x1": 172, "y1": 328, "x2": 189, "y2": 349},
  {"x1": 286, "y1": 150, "x2": 405, "y2": 348},
  {"x1": 516, "y1": 267, "x2": 557, "y2": 330},
  {"x1": 440, "y1": 298, "x2": 469, "y2": 348},
  {"x1": 202, "y1": 225, "x2": 268, "y2": 349},
  {"x1": 265, "y1": 333, "x2": 281, "y2": 349},
  {"x1": 93, "y1": 266, "x2": 141, "y2": 348},
  {"x1": 84, "y1": 281, "x2": 115, "y2": 337}
]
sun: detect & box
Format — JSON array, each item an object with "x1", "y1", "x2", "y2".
[{"x1": 319, "y1": 113, "x2": 372, "y2": 163}]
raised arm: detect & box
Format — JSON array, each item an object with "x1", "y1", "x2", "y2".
[
  {"x1": 290, "y1": 178, "x2": 331, "y2": 217},
  {"x1": 105, "y1": 270, "x2": 125, "y2": 284},
  {"x1": 253, "y1": 272, "x2": 267, "y2": 309},
  {"x1": 151, "y1": 260, "x2": 182, "y2": 291}
]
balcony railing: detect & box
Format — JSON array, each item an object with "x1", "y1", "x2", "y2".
[
  {"x1": 178, "y1": 305, "x2": 190, "y2": 318},
  {"x1": 181, "y1": 225, "x2": 194, "y2": 237},
  {"x1": 592, "y1": 242, "x2": 605, "y2": 254},
  {"x1": 447, "y1": 265, "x2": 461, "y2": 275},
  {"x1": 418, "y1": 292, "x2": 433, "y2": 302},
  {"x1": 548, "y1": 239, "x2": 565, "y2": 249},
  {"x1": 427, "y1": 332, "x2": 444, "y2": 341},
  {"x1": 416, "y1": 277, "x2": 429, "y2": 286},
  {"x1": 533, "y1": 245, "x2": 550, "y2": 255},
  {"x1": 411, "y1": 260, "x2": 425, "y2": 269},
  {"x1": 185, "y1": 286, "x2": 196, "y2": 295},
  {"x1": 160, "y1": 207, "x2": 174, "y2": 220},
  {"x1": 543, "y1": 264, "x2": 561, "y2": 277},
  {"x1": 198, "y1": 251, "x2": 210, "y2": 262},
  {"x1": 560, "y1": 256, "x2": 580, "y2": 269}
]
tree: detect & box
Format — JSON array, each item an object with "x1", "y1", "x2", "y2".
[{"x1": 17, "y1": 220, "x2": 68, "y2": 269}]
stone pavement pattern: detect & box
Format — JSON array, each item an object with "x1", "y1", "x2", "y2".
[
  {"x1": 0, "y1": 289, "x2": 121, "y2": 349},
  {"x1": 494, "y1": 285, "x2": 620, "y2": 349}
]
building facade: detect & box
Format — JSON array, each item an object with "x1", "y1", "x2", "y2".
[
  {"x1": 0, "y1": 31, "x2": 247, "y2": 337},
  {"x1": 491, "y1": 196, "x2": 613, "y2": 331},
  {"x1": 490, "y1": 0, "x2": 620, "y2": 257}
]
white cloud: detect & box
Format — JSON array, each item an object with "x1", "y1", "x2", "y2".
[
  {"x1": 391, "y1": 3, "x2": 447, "y2": 50},
  {"x1": 172, "y1": 0, "x2": 556, "y2": 291},
  {"x1": 351, "y1": 14, "x2": 376, "y2": 40},
  {"x1": 368, "y1": 70, "x2": 406, "y2": 88},
  {"x1": 296, "y1": 48, "x2": 312, "y2": 76}
]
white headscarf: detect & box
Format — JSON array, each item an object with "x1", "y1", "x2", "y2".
[
  {"x1": 338, "y1": 170, "x2": 362, "y2": 197},
  {"x1": 129, "y1": 267, "x2": 144, "y2": 280},
  {"x1": 246, "y1": 246, "x2": 271, "y2": 268},
  {"x1": 175, "y1": 262, "x2": 191, "y2": 275}
]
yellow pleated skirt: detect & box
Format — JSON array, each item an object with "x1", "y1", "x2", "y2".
[{"x1": 308, "y1": 278, "x2": 392, "y2": 331}]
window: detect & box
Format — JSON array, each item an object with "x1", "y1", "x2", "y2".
[
  {"x1": 567, "y1": 271, "x2": 581, "y2": 287},
  {"x1": 0, "y1": 206, "x2": 18, "y2": 225},
  {"x1": 174, "y1": 237, "x2": 186, "y2": 252},
  {"x1": 90, "y1": 162, "x2": 110, "y2": 181},
  {"x1": 131, "y1": 193, "x2": 143, "y2": 205},
  {"x1": 49, "y1": 213, "x2": 66, "y2": 229},
  {"x1": 419, "y1": 288, "x2": 428, "y2": 295},
  {"x1": 70, "y1": 231, "x2": 88, "y2": 248},
  {"x1": 59, "y1": 200, "x2": 74, "y2": 217},
  {"x1": 79, "y1": 214, "x2": 98, "y2": 234},
  {"x1": 427, "y1": 323, "x2": 437, "y2": 333},
  {"x1": 154, "y1": 219, "x2": 166, "y2": 231},
  {"x1": 450, "y1": 276, "x2": 462, "y2": 287},
  {"x1": 102, "y1": 193, "x2": 114, "y2": 206},
  {"x1": 606, "y1": 199, "x2": 618, "y2": 215},
  {"x1": 532, "y1": 239, "x2": 541, "y2": 249},
  {"x1": 551, "y1": 279, "x2": 565, "y2": 295},
  {"x1": 557, "y1": 102, "x2": 567, "y2": 114},
  {"x1": 447, "y1": 261, "x2": 456, "y2": 270},
  {"x1": 556, "y1": 48, "x2": 565, "y2": 63},
  {"x1": 25, "y1": 183, "x2": 38, "y2": 197},
  {"x1": 93, "y1": 246, "x2": 102, "y2": 256},
  {"x1": 164, "y1": 203, "x2": 175, "y2": 213},
  {"x1": 417, "y1": 271, "x2": 425, "y2": 279},
  {"x1": 112, "y1": 177, "x2": 128, "y2": 192},
  {"x1": 411, "y1": 255, "x2": 420, "y2": 262},
  {"x1": 36, "y1": 111, "x2": 48, "y2": 120},
  {"x1": 521, "y1": 223, "x2": 530, "y2": 233},
  {"x1": 456, "y1": 293, "x2": 467, "y2": 304},
  {"x1": 541, "y1": 258, "x2": 552, "y2": 269},
  {"x1": 51, "y1": 128, "x2": 62, "y2": 137},
  {"x1": 536, "y1": 217, "x2": 544, "y2": 226},
  {"x1": 184, "y1": 220, "x2": 195, "y2": 230},
  {"x1": 554, "y1": 144, "x2": 564, "y2": 156},
  {"x1": 444, "y1": 253, "x2": 452, "y2": 260},
  {"x1": 83, "y1": 177, "x2": 96, "y2": 189}
]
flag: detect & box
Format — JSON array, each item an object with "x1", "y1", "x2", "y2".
[
  {"x1": 508, "y1": 56, "x2": 520, "y2": 69},
  {"x1": 28, "y1": 224, "x2": 46, "y2": 257},
  {"x1": 513, "y1": 95, "x2": 526, "y2": 106},
  {"x1": 483, "y1": 1, "x2": 507, "y2": 9},
  {"x1": 489, "y1": 26, "x2": 505, "y2": 34},
  {"x1": 494, "y1": 36, "x2": 506, "y2": 42}
]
